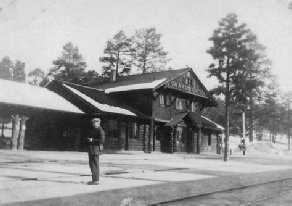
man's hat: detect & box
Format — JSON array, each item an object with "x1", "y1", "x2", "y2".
[{"x1": 91, "y1": 118, "x2": 101, "y2": 123}]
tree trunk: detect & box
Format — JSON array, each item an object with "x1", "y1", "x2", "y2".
[
  {"x1": 11, "y1": 115, "x2": 20, "y2": 150},
  {"x1": 249, "y1": 95, "x2": 254, "y2": 142},
  {"x1": 224, "y1": 59, "x2": 230, "y2": 162},
  {"x1": 115, "y1": 52, "x2": 120, "y2": 77},
  {"x1": 18, "y1": 116, "x2": 28, "y2": 150}
]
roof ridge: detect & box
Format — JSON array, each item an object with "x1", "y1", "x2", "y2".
[
  {"x1": 114, "y1": 68, "x2": 190, "y2": 81},
  {"x1": 60, "y1": 80, "x2": 104, "y2": 91}
]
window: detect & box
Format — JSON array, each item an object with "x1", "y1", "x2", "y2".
[
  {"x1": 107, "y1": 120, "x2": 118, "y2": 138},
  {"x1": 176, "y1": 98, "x2": 183, "y2": 110},
  {"x1": 159, "y1": 94, "x2": 171, "y2": 107}
]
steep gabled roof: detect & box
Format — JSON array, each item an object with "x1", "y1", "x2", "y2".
[
  {"x1": 88, "y1": 68, "x2": 217, "y2": 107},
  {"x1": 46, "y1": 80, "x2": 147, "y2": 117},
  {"x1": 0, "y1": 79, "x2": 83, "y2": 114},
  {"x1": 89, "y1": 68, "x2": 190, "y2": 93}
]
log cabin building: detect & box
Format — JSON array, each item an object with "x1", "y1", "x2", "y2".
[
  {"x1": 45, "y1": 67, "x2": 224, "y2": 154},
  {"x1": 0, "y1": 68, "x2": 223, "y2": 154}
]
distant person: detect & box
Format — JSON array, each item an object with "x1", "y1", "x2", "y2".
[{"x1": 87, "y1": 118, "x2": 105, "y2": 185}]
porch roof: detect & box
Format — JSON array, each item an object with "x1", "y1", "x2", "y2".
[
  {"x1": 201, "y1": 116, "x2": 224, "y2": 131},
  {"x1": 0, "y1": 79, "x2": 83, "y2": 114},
  {"x1": 164, "y1": 112, "x2": 224, "y2": 131}
]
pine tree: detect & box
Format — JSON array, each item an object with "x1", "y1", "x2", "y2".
[
  {"x1": 0, "y1": 56, "x2": 13, "y2": 80},
  {"x1": 49, "y1": 42, "x2": 87, "y2": 83},
  {"x1": 13, "y1": 61, "x2": 26, "y2": 83},
  {"x1": 28, "y1": 68, "x2": 45, "y2": 85},
  {"x1": 132, "y1": 27, "x2": 170, "y2": 73},
  {"x1": 207, "y1": 13, "x2": 252, "y2": 161},
  {"x1": 258, "y1": 76, "x2": 284, "y2": 142},
  {"x1": 100, "y1": 30, "x2": 132, "y2": 77}
]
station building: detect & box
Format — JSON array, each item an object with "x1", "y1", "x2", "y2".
[{"x1": 0, "y1": 68, "x2": 223, "y2": 154}]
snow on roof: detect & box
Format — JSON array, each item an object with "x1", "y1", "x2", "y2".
[
  {"x1": 0, "y1": 79, "x2": 84, "y2": 114},
  {"x1": 63, "y1": 84, "x2": 136, "y2": 116},
  {"x1": 104, "y1": 78, "x2": 166, "y2": 93},
  {"x1": 201, "y1": 116, "x2": 224, "y2": 130}
]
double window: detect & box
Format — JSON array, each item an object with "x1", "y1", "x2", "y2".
[{"x1": 159, "y1": 94, "x2": 170, "y2": 107}]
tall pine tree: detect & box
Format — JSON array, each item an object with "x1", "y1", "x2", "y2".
[
  {"x1": 207, "y1": 13, "x2": 252, "y2": 161},
  {"x1": 131, "y1": 27, "x2": 170, "y2": 73}
]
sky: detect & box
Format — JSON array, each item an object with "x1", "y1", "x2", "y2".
[{"x1": 0, "y1": 0, "x2": 291, "y2": 92}]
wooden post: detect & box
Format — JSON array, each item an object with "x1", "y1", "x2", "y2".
[
  {"x1": 148, "y1": 119, "x2": 154, "y2": 153},
  {"x1": 119, "y1": 122, "x2": 126, "y2": 151},
  {"x1": 18, "y1": 116, "x2": 29, "y2": 150},
  {"x1": 11, "y1": 115, "x2": 20, "y2": 150},
  {"x1": 173, "y1": 126, "x2": 177, "y2": 153},
  {"x1": 197, "y1": 127, "x2": 201, "y2": 154},
  {"x1": 192, "y1": 128, "x2": 197, "y2": 153},
  {"x1": 169, "y1": 126, "x2": 174, "y2": 153},
  {"x1": 144, "y1": 124, "x2": 149, "y2": 153}
]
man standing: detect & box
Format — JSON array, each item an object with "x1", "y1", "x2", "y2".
[{"x1": 87, "y1": 118, "x2": 105, "y2": 185}]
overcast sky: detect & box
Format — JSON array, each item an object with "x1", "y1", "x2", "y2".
[{"x1": 0, "y1": 0, "x2": 291, "y2": 91}]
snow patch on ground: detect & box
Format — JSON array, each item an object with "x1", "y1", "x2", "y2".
[{"x1": 229, "y1": 136, "x2": 289, "y2": 156}]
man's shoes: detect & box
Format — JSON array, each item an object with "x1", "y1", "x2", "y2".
[{"x1": 87, "y1": 181, "x2": 99, "y2": 185}]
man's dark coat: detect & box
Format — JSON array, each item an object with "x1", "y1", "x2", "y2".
[{"x1": 88, "y1": 126, "x2": 105, "y2": 155}]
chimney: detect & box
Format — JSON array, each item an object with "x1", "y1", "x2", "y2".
[{"x1": 110, "y1": 69, "x2": 116, "y2": 82}]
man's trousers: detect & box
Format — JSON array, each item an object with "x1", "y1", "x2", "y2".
[{"x1": 88, "y1": 154, "x2": 99, "y2": 182}]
